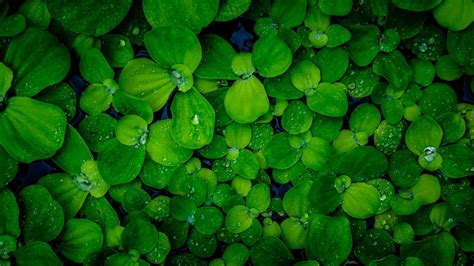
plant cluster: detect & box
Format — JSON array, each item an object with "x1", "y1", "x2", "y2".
[{"x1": 0, "y1": 0, "x2": 474, "y2": 265}]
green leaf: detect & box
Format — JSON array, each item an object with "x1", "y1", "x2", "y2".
[
  {"x1": 411, "y1": 174, "x2": 441, "y2": 205},
  {"x1": 308, "y1": 175, "x2": 342, "y2": 214},
  {"x1": 144, "y1": 26, "x2": 202, "y2": 72},
  {"x1": 392, "y1": 0, "x2": 441, "y2": 11},
  {"x1": 400, "y1": 232, "x2": 456, "y2": 266},
  {"x1": 262, "y1": 133, "x2": 302, "y2": 170},
  {"x1": 231, "y1": 149, "x2": 260, "y2": 180},
  {"x1": 115, "y1": 115, "x2": 148, "y2": 146},
  {"x1": 250, "y1": 237, "x2": 295, "y2": 266},
  {"x1": 100, "y1": 34, "x2": 134, "y2": 68},
  {"x1": 215, "y1": 0, "x2": 252, "y2": 21},
  {"x1": 146, "y1": 119, "x2": 193, "y2": 166},
  {"x1": 145, "y1": 232, "x2": 171, "y2": 264},
  {"x1": 372, "y1": 51, "x2": 412, "y2": 97},
  {"x1": 225, "y1": 205, "x2": 258, "y2": 233},
  {"x1": 171, "y1": 88, "x2": 216, "y2": 149},
  {"x1": 38, "y1": 173, "x2": 88, "y2": 220},
  {"x1": 326, "y1": 24, "x2": 351, "y2": 47},
  {"x1": 122, "y1": 219, "x2": 159, "y2": 254},
  {"x1": 447, "y1": 24, "x2": 474, "y2": 68},
  {"x1": 97, "y1": 138, "x2": 146, "y2": 185},
  {"x1": 433, "y1": 0, "x2": 473, "y2": 31},
  {"x1": 419, "y1": 83, "x2": 457, "y2": 118},
  {"x1": 14, "y1": 242, "x2": 62, "y2": 266},
  {"x1": 194, "y1": 207, "x2": 224, "y2": 235},
  {"x1": 347, "y1": 25, "x2": 380, "y2": 67},
  {"x1": 341, "y1": 64, "x2": 379, "y2": 98},
  {"x1": 319, "y1": 0, "x2": 353, "y2": 16},
  {"x1": 79, "y1": 48, "x2": 114, "y2": 84},
  {"x1": 0, "y1": 62, "x2": 13, "y2": 99},
  {"x1": 143, "y1": 0, "x2": 219, "y2": 33},
  {"x1": 291, "y1": 60, "x2": 321, "y2": 92},
  {"x1": 282, "y1": 180, "x2": 312, "y2": 218},
  {"x1": 0, "y1": 14, "x2": 26, "y2": 37},
  {"x1": 112, "y1": 90, "x2": 154, "y2": 124},
  {"x1": 405, "y1": 116, "x2": 443, "y2": 155},
  {"x1": 305, "y1": 214, "x2": 352, "y2": 265},
  {"x1": 354, "y1": 229, "x2": 395, "y2": 264},
  {"x1": 45, "y1": 0, "x2": 132, "y2": 36},
  {"x1": 223, "y1": 243, "x2": 250, "y2": 265},
  {"x1": 388, "y1": 149, "x2": 422, "y2": 187},
  {"x1": 79, "y1": 84, "x2": 113, "y2": 115},
  {"x1": 188, "y1": 229, "x2": 218, "y2": 258},
  {"x1": 225, "y1": 76, "x2": 269, "y2": 124},
  {"x1": 385, "y1": 7, "x2": 426, "y2": 39},
  {"x1": 0, "y1": 147, "x2": 18, "y2": 189},
  {"x1": 80, "y1": 197, "x2": 120, "y2": 238},
  {"x1": 0, "y1": 188, "x2": 20, "y2": 238},
  {"x1": 78, "y1": 113, "x2": 117, "y2": 153},
  {"x1": 19, "y1": 185, "x2": 64, "y2": 244},
  {"x1": 57, "y1": 219, "x2": 104, "y2": 263},
  {"x1": 439, "y1": 143, "x2": 474, "y2": 178},
  {"x1": 435, "y1": 55, "x2": 464, "y2": 81},
  {"x1": 306, "y1": 83, "x2": 348, "y2": 117},
  {"x1": 437, "y1": 112, "x2": 466, "y2": 144},
  {"x1": 252, "y1": 34, "x2": 292, "y2": 78},
  {"x1": 314, "y1": 47, "x2": 349, "y2": 83},
  {"x1": 349, "y1": 103, "x2": 381, "y2": 135},
  {"x1": 269, "y1": 0, "x2": 307, "y2": 28},
  {"x1": 4, "y1": 27, "x2": 70, "y2": 97},
  {"x1": 265, "y1": 71, "x2": 305, "y2": 99},
  {"x1": 342, "y1": 183, "x2": 381, "y2": 219},
  {"x1": 225, "y1": 122, "x2": 252, "y2": 149},
  {"x1": 119, "y1": 58, "x2": 175, "y2": 111},
  {"x1": 281, "y1": 100, "x2": 313, "y2": 134},
  {"x1": 195, "y1": 34, "x2": 238, "y2": 80},
  {"x1": 302, "y1": 137, "x2": 333, "y2": 171},
  {"x1": 0, "y1": 97, "x2": 67, "y2": 163},
  {"x1": 52, "y1": 125, "x2": 93, "y2": 175},
  {"x1": 33, "y1": 82, "x2": 77, "y2": 122},
  {"x1": 410, "y1": 58, "x2": 436, "y2": 86},
  {"x1": 340, "y1": 146, "x2": 388, "y2": 182},
  {"x1": 246, "y1": 183, "x2": 271, "y2": 213}
]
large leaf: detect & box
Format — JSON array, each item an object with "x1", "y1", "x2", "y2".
[
  {"x1": 146, "y1": 119, "x2": 193, "y2": 166},
  {"x1": 252, "y1": 34, "x2": 292, "y2": 78},
  {"x1": 19, "y1": 185, "x2": 65, "y2": 244},
  {"x1": 433, "y1": 0, "x2": 473, "y2": 31},
  {"x1": 392, "y1": 0, "x2": 442, "y2": 11},
  {"x1": 194, "y1": 34, "x2": 238, "y2": 80},
  {"x1": 171, "y1": 88, "x2": 215, "y2": 149},
  {"x1": 0, "y1": 97, "x2": 67, "y2": 163},
  {"x1": 224, "y1": 76, "x2": 270, "y2": 124},
  {"x1": 97, "y1": 138, "x2": 146, "y2": 185},
  {"x1": 250, "y1": 237, "x2": 295, "y2": 266},
  {"x1": 57, "y1": 219, "x2": 104, "y2": 263},
  {"x1": 270, "y1": 0, "x2": 307, "y2": 28},
  {"x1": 143, "y1": 0, "x2": 219, "y2": 33},
  {"x1": 52, "y1": 125, "x2": 94, "y2": 175},
  {"x1": 14, "y1": 242, "x2": 62, "y2": 266},
  {"x1": 144, "y1": 26, "x2": 202, "y2": 72},
  {"x1": 305, "y1": 214, "x2": 352, "y2": 265},
  {"x1": 405, "y1": 116, "x2": 443, "y2": 155},
  {"x1": 4, "y1": 27, "x2": 70, "y2": 97},
  {"x1": 342, "y1": 183, "x2": 381, "y2": 219},
  {"x1": 45, "y1": 0, "x2": 132, "y2": 36},
  {"x1": 38, "y1": 173, "x2": 88, "y2": 220},
  {"x1": 0, "y1": 188, "x2": 20, "y2": 238},
  {"x1": 119, "y1": 58, "x2": 175, "y2": 112}
]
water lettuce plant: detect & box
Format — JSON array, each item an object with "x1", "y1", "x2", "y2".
[{"x1": 0, "y1": 0, "x2": 473, "y2": 265}]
